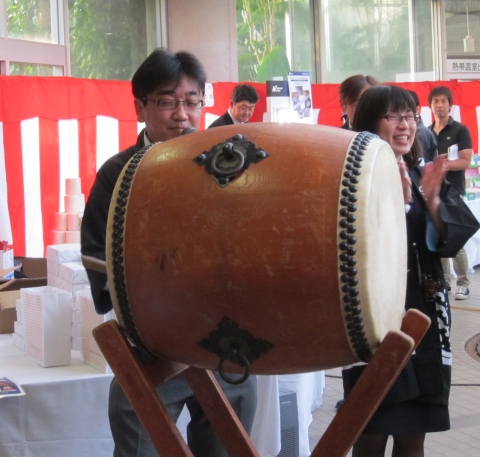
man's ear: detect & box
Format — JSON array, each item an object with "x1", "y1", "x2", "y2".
[
  {"x1": 134, "y1": 98, "x2": 145, "y2": 123},
  {"x1": 229, "y1": 100, "x2": 235, "y2": 110}
]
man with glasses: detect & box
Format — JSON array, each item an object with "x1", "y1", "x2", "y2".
[
  {"x1": 81, "y1": 49, "x2": 257, "y2": 457},
  {"x1": 208, "y1": 84, "x2": 259, "y2": 128},
  {"x1": 428, "y1": 85, "x2": 473, "y2": 300}
]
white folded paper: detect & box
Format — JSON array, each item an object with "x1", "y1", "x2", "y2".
[{"x1": 21, "y1": 286, "x2": 73, "y2": 367}]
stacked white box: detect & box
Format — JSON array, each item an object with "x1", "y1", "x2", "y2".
[
  {"x1": 77, "y1": 288, "x2": 115, "y2": 373},
  {"x1": 11, "y1": 298, "x2": 26, "y2": 352},
  {"x1": 46, "y1": 244, "x2": 90, "y2": 349},
  {"x1": 21, "y1": 286, "x2": 72, "y2": 367},
  {"x1": 46, "y1": 243, "x2": 82, "y2": 265}
]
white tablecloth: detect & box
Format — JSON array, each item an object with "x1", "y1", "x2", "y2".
[
  {"x1": 1, "y1": 333, "x2": 325, "y2": 457},
  {"x1": 465, "y1": 198, "x2": 480, "y2": 269},
  {"x1": 0, "y1": 334, "x2": 114, "y2": 457}
]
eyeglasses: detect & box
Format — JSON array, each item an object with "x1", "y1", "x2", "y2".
[
  {"x1": 144, "y1": 98, "x2": 204, "y2": 111},
  {"x1": 236, "y1": 103, "x2": 256, "y2": 112},
  {"x1": 383, "y1": 113, "x2": 419, "y2": 125}
]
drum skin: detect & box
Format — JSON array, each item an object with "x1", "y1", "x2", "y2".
[{"x1": 107, "y1": 123, "x2": 407, "y2": 375}]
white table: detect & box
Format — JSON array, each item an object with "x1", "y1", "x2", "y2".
[
  {"x1": 0, "y1": 334, "x2": 114, "y2": 457},
  {"x1": 252, "y1": 372, "x2": 325, "y2": 457},
  {"x1": 465, "y1": 198, "x2": 480, "y2": 269},
  {"x1": 0, "y1": 333, "x2": 325, "y2": 457}
]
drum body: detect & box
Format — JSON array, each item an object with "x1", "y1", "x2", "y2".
[{"x1": 107, "y1": 123, "x2": 407, "y2": 375}]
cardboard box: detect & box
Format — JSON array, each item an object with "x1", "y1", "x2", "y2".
[
  {"x1": 0, "y1": 257, "x2": 48, "y2": 291},
  {"x1": 15, "y1": 257, "x2": 48, "y2": 278},
  {"x1": 0, "y1": 258, "x2": 48, "y2": 334},
  {"x1": 0, "y1": 290, "x2": 19, "y2": 334}
]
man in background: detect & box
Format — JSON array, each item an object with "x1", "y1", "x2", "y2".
[
  {"x1": 407, "y1": 89, "x2": 437, "y2": 163},
  {"x1": 81, "y1": 48, "x2": 257, "y2": 457},
  {"x1": 429, "y1": 85, "x2": 473, "y2": 300},
  {"x1": 208, "y1": 84, "x2": 259, "y2": 128}
]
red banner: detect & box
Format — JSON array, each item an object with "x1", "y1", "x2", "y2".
[{"x1": 1, "y1": 76, "x2": 479, "y2": 256}]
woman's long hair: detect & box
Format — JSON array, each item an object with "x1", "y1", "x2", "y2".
[{"x1": 352, "y1": 85, "x2": 421, "y2": 169}]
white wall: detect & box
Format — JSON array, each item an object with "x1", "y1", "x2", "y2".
[{"x1": 166, "y1": 0, "x2": 238, "y2": 83}]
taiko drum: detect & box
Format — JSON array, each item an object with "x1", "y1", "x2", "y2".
[{"x1": 106, "y1": 123, "x2": 407, "y2": 376}]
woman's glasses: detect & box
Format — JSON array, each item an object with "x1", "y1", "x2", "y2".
[{"x1": 383, "y1": 113, "x2": 419, "y2": 125}]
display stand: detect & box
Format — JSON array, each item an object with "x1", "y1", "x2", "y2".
[
  {"x1": 92, "y1": 310, "x2": 429, "y2": 457},
  {"x1": 83, "y1": 255, "x2": 430, "y2": 457}
]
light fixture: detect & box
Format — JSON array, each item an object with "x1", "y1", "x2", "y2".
[{"x1": 464, "y1": 1, "x2": 475, "y2": 53}]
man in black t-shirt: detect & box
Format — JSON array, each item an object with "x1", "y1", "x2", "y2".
[{"x1": 428, "y1": 86, "x2": 473, "y2": 300}]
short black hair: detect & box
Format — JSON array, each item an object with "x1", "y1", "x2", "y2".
[
  {"x1": 231, "y1": 84, "x2": 259, "y2": 104},
  {"x1": 131, "y1": 48, "x2": 206, "y2": 101},
  {"x1": 428, "y1": 86, "x2": 453, "y2": 107},
  {"x1": 407, "y1": 89, "x2": 420, "y2": 107},
  {"x1": 353, "y1": 85, "x2": 421, "y2": 168},
  {"x1": 339, "y1": 74, "x2": 379, "y2": 105}
]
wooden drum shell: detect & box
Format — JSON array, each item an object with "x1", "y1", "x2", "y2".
[{"x1": 107, "y1": 123, "x2": 407, "y2": 375}]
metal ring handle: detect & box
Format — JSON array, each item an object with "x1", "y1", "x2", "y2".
[
  {"x1": 211, "y1": 147, "x2": 245, "y2": 177},
  {"x1": 218, "y1": 350, "x2": 250, "y2": 385}
]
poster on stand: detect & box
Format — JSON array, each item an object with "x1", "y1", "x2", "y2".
[{"x1": 287, "y1": 71, "x2": 313, "y2": 124}]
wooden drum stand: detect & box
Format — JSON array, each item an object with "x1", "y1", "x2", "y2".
[{"x1": 84, "y1": 255, "x2": 430, "y2": 457}]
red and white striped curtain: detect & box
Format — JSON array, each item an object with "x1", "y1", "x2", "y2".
[{"x1": 1, "y1": 76, "x2": 479, "y2": 257}]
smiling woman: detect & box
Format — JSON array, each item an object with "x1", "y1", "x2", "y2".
[{"x1": 344, "y1": 84, "x2": 480, "y2": 457}]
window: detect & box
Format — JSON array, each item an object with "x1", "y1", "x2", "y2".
[
  {"x1": 6, "y1": 0, "x2": 56, "y2": 43},
  {"x1": 0, "y1": 0, "x2": 163, "y2": 79},
  {"x1": 445, "y1": 0, "x2": 480, "y2": 57},
  {"x1": 68, "y1": 0, "x2": 161, "y2": 80},
  {"x1": 319, "y1": 0, "x2": 435, "y2": 83},
  {"x1": 237, "y1": 0, "x2": 436, "y2": 84},
  {"x1": 236, "y1": 0, "x2": 315, "y2": 82}
]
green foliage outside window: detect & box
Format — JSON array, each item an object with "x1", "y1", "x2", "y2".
[
  {"x1": 6, "y1": 0, "x2": 51, "y2": 41},
  {"x1": 68, "y1": 0, "x2": 148, "y2": 80},
  {"x1": 237, "y1": 0, "x2": 291, "y2": 82}
]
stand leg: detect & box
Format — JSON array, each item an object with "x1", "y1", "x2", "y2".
[
  {"x1": 310, "y1": 309, "x2": 430, "y2": 457},
  {"x1": 93, "y1": 320, "x2": 193, "y2": 457},
  {"x1": 183, "y1": 367, "x2": 260, "y2": 457}
]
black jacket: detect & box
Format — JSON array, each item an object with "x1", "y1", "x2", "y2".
[
  {"x1": 81, "y1": 130, "x2": 147, "y2": 313},
  {"x1": 207, "y1": 111, "x2": 234, "y2": 128}
]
